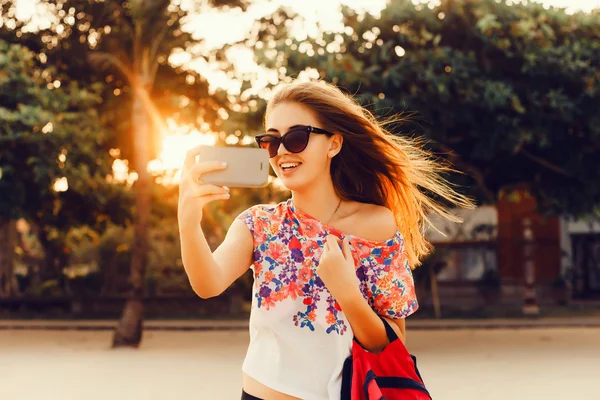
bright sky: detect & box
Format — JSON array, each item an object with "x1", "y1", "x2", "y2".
[
  {"x1": 172, "y1": 0, "x2": 600, "y2": 95},
  {"x1": 183, "y1": 0, "x2": 599, "y2": 49},
  {"x1": 12, "y1": 0, "x2": 600, "y2": 95}
]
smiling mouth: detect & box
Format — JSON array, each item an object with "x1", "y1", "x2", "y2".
[{"x1": 280, "y1": 162, "x2": 301, "y2": 171}]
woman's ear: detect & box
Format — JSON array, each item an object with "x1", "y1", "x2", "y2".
[{"x1": 328, "y1": 133, "x2": 343, "y2": 158}]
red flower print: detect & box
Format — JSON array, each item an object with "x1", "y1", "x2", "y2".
[
  {"x1": 264, "y1": 271, "x2": 275, "y2": 282},
  {"x1": 326, "y1": 312, "x2": 337, "y2": 325},
  {"x1": 374, "y1": 294, "x2": 391, "y2": 311},
  {"x1": 272, "y1": 291, "x2": 285, "y2": 302},
  {"x1": 374, "y1": 255, "x2": 386, "y2": 265},
  {"x1": 357, "y1": 244, "x2": 371, "y2": 258},
  {"x1": 303, "y1": 222, "x2": 320, "y2": 238},
  {"x1": 255, "y1": 228, "x2": 267, "y2": 244},
  {"x1": 305, "y1": 241, "x2": 320, "y2": 258},
  {"x1": 263, "y1": 296, "x2": 276, "y2": 310},
  {"x1": 289, "y1": 236, "x2": 305, "y2": 262},
  {"x1": 268, "y1": 242, "x2": 286, "y2": 260},
  {"x1": 389, "y1": 286, "x2": 403, "y2": 302},
  {"x1": 285, "y1": 280, "x2": 304, "y2": 300},
  {"x1": 380, "y1": 247, "x2": 393, "y2": 259},
  {"x1": 290, "y1": 236, "x2": 302, "y2": 250},
  {"x1": 237, "y1": 201, "x2": 417, "y2": 333},
  {"x1": 299, "y1": 266, "x2": 313, "y2": 282}
]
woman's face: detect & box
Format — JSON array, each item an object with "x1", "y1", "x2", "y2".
[{"x1": 265, "y1": 102, "x2": 342, "y2": 192}]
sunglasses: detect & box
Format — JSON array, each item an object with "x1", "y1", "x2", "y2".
[{"x1": 255, "y1": 125, "x2": 333, "y2": 158}]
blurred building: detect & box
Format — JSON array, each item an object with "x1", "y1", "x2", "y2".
[{"x1": 425, "y1": 188, "x2": 600, "y2": 308}]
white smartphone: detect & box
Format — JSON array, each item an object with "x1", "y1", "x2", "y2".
[{"x1": 195, "y1": 146, "x2": 270, "y2": 188}]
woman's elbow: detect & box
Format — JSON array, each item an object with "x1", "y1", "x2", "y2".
[{"x1": 189, "y1": 280, "x2": 220, "y2": 299}]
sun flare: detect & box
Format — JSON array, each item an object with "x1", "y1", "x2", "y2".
[{"x1": 108, "y1": 119, "x2": 218, "y2": 186}]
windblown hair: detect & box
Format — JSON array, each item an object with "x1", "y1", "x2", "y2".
[{"x1": 266, "y1": 80, "x2": 474, "y2": 268}]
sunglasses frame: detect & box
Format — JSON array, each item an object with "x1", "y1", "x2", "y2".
[{"x1": 255, "y1": 125, "x2": 333, "y2": 158}]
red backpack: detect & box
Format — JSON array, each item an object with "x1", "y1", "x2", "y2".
[{"x1": 341, "y1": 317, "x2": 432, "y2": 400}]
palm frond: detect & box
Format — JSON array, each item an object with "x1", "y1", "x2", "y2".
[
  {"x1": 88, "y1": 52, "x2": 168, "y2": 136},
  {"x1": 129, "y1": 0, "x2": 171, "y2": 29},
  {"x1": 207, "y1": 0, "x2": 250, "y2": 11},
  {"x1": 88, "y1": 52, "x2": 134, "y2": 80}
]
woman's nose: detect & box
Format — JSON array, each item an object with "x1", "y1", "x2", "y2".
[{"x1": 277, "y1": 141, "x2": 289, "y2": 156}]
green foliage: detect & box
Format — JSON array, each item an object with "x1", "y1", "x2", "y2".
[
  {"x1": 257, "y1": 0, "x2": 600, "y2": 216},
  {"x1": 2, "y1": 0, "x2": 237, "y2": 164},
  {"x1": 0, "y1": 38, "x2": 132, "y2": 289},
  {"x1": 0, "y1": 1, "x2": 285, "y2": 305},
  {"x1": 0, "y1": 39, "x2": 131, "y2": 227}
]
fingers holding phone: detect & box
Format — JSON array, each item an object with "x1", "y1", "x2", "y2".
[
  {"x1": 179, "y1": 145, "x2": 270, "y2": 227},
  {"x1": 186, "y1": 159, "x2": 228, "y2": 184},
  {"x1": 179, "y1": 150, "x2": 230, "y2": 226}
]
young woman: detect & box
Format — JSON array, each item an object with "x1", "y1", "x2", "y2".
[{"x1": 178, "y1": 80, "x2": 472, "y2": 399}]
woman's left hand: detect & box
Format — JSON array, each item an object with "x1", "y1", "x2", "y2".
[{"x1": 317, "y1": 235, "x2": 361, "y2": 301}]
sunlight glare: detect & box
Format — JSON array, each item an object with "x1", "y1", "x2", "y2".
[
  {"x1": 225, "y1": 135, "x2": 240, "y2": 145},
  {"x1": 108, "y1": 159, "x2": 138, "y2": 187},
  {"x1": 240, "y1": 136, "x2": 255, "y2": 146},
  {"x1": 41, "y1": 122, "x2": 53, "y2": 134},
  {"x1": 146, "y1": 119, "x2": 218, "y2": 185},
  {"x1": 52, "y1": 177, "x2": 68, "y2": 192}
]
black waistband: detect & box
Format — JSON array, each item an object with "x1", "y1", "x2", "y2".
[{"x1": 241, "y1": 390, "x2": 264, "y2": 400}]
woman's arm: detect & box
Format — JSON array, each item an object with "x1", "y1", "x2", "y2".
[
  {"x1": 178, "y1": 145, "x2": 254, "y2": 299},
  {"x1": 335, "y1": 289, "x2": 405, "y2": 353},
  {"x1": 318, "y1": 205, "x2": 413, "y2": 352},
  {"x1": 179, "y1": 218, "x2": 253, "y2": 299}
]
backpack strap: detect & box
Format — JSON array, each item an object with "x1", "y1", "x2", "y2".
[
  {"x1": 340, "y1": 356, "x2": 353, "y2": 399},
  {"x1": 364, "y1": 370, "x2": 432, "y2": 400},
  {"x1": 379, "y1": 316, "x2": 399, "y2": 343},
  {"x1": 353, "y1": 315, "x2": 399, "y2": 349}
]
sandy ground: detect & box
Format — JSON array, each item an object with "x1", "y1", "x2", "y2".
[{"x1": 1, "y1": 327, "x2": 599, "y2": 400}]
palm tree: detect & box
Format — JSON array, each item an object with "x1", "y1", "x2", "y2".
[
  {"x1": 1, "y1": 0, "x2": 249, "y2": 345},
  {"x1": 88, "y1": 0, "x2": 249, "y2": 347},
  {"x1": 89, "y1": 0, "x2": 175, "y2": 347},
  {"x1": 0, "y1": 218, "x2": 17, "y2": 297}
]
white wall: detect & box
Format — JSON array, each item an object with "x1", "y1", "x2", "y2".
[
  {"x1": 425, "y1": 206, "x2": 498, "y2": 243},
  {"x1": 560, "y1": 217, "x2": 600, "y2": 273}
]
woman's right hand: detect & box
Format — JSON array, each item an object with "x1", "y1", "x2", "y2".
[{"x1": 178, "y1": 146, "x2": 230, "y2": 228}]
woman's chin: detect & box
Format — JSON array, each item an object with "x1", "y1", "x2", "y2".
[{"x1": 279, "y1": 175, "x2": 309, "y2": 192}]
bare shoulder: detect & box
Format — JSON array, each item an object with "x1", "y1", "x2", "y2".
[{"x1": 345, "y1": 202, "x2": 398, "y2": 242}]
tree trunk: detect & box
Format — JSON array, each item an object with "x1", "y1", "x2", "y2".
[
  {"x1": 37, "y1": 227, "x2": 67, "y2": 289},
  {"x1": 112, "y1": 94, "x2": 151, "y2": 348},
  {"x1": 0, "y1": 217, "x2": 17, "y2": 297},
  {"x1": 428, "y1": 262, "x2": 442, "y2": 319}
]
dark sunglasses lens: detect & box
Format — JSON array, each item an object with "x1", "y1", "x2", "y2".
[
  {"x1": 258, "y1": 136, "x2": 279, "y2": 157},
  {"x1": 283, "y1": 128, "x2": 310, "y2": 153}
]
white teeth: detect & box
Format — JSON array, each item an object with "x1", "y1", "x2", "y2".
[{"x1": 280, "y1": 163, "x2": 300, "y2": 169}]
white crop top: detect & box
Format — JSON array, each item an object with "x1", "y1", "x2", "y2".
[{"x1": 236, "y1": 200, "x2": 418, "y2": 399}]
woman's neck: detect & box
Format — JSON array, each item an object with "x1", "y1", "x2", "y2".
[{"x1": 291, "y1": 176, "x2": 341, "y2": 224}]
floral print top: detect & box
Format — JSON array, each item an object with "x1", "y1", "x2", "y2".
[{"x1": 237, "y1": 199, "x2": 418, "y2": 400}]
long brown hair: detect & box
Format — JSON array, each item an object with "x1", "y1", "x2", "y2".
[{"x1": 266, "y1": 80, "x2": 474, "y2": 268}]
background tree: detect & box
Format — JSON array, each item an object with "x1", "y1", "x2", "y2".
[
  {"x1": 0, "y1": 39, "x2": 130, "y2": 296},
  {"x1": 251, "y1": 0, "x2": 600, "y2": 216},
  {"x1": 0, "y1": 0, "x2": 254, "y2": 345},
  {"x1": 67, "y1": 0, "x2": 250, "y2": 347}
]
